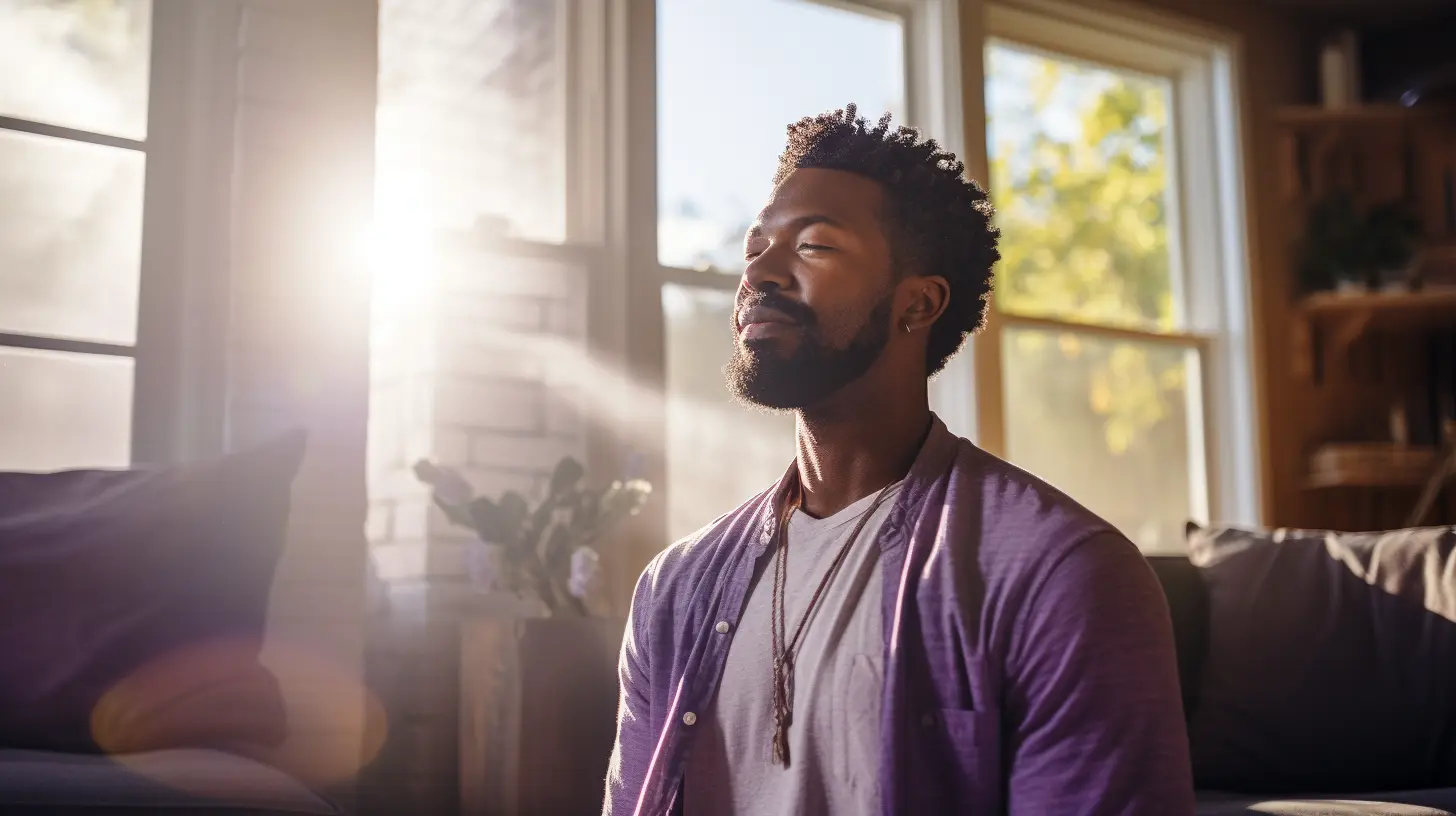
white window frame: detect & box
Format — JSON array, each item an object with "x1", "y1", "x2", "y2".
[
  {"x1": 132, "y1": 0, "x2": 245, "y2": 464},
  {"x1": 0, "y1": 0, "x2": 237, "y2": 467},
  {"x1": 962, "y1": 0, "x2": 1263, "y2": 531}
]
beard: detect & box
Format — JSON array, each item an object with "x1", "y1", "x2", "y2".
[{"x1": 725, "y1": 289, "x2": 894, "y2": 410}]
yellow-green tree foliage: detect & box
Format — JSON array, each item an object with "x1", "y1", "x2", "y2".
[{"x1": 990, "y1": 54, "x2": 1188, "y2": 459}]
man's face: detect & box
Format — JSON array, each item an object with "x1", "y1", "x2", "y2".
[{"x1": 726, "y1": 168, "x2": 898, "y2": 410}]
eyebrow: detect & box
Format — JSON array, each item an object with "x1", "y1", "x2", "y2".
[{"x1": 745, "y1": 214, "x2": 845, "y2": 240}]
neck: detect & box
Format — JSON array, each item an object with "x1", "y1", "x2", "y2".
[{"x1": 793, "y1": 381, "x2": 931, "y2": 519}]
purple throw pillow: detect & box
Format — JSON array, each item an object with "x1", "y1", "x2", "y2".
[
  {"x1": 1187, "y1": 523, "x2": 1456, "y2": 793},
  {"x1": 0, "y1": 432, "x2": 306, "y2": 753}
]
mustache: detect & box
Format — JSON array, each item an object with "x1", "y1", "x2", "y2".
[{"x1": 734, "y1": 288, "x2": 818, "y2": 328}]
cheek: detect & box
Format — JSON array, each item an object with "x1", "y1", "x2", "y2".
[
  {"x1": 801, "y1": 273, "x2": 892, "y2": 347},
  {"x1": 805, "y1": 301, "x2": 872, "y2": 349}
]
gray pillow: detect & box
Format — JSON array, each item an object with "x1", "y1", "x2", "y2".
[{"x1": 1187, "y1": 523, "x2": 1456, "y2": 794}]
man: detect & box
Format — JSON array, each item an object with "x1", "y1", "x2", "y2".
[{"x1": 604, "y1": 105, "x2": 1194, "y2": 815}]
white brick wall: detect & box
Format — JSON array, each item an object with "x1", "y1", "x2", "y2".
[{"x1": 366, "y1": 242, "x2": 590, "y2": 577}]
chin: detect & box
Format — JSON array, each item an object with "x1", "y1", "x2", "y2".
[{"x1": 738, "y1": 335, "x2": 798, "y2": 357}]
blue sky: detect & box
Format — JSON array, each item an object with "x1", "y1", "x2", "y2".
[{"x1": 656, "y1": 0, "x2": 907, "y2": 271}]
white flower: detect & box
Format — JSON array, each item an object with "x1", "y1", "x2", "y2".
[{"x1": 567, "y1": 547, "x2": 601, "y2": 600}]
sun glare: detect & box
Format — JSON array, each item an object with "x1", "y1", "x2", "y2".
[{"x1": 363, "y1": 178, "x2": 439, "y2": 319}]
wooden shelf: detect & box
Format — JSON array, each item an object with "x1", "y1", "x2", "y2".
[
  {"x1": 1276, "y1": 105, "x2": 1456, "y2": 126},
  {"x1": 1305, "y1": 442, "x2": 1439, "y2": 490},
  {"x1": 1293, "y1": 288, "x2": 1456, "y2": 380},
  {"x1": 1306, "y1": 473, "x2": 1428, "y2": 490},
  {"x1": 1302, "y1": 288, "x2": 1456, "y2": 326}
]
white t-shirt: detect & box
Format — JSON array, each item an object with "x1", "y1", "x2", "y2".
[{"x1": 683, "y1": 482, "x2": 902, "y2": 816}]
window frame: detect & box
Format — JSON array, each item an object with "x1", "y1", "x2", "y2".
[
  {"x1": 970, "y1": 0, "x2": 1263, "y2": 532},
  {"x1": 0, "y1": 2, "x2": 152, "y2": 467}
]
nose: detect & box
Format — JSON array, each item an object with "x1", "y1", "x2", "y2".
[{"x1": 742, "y1": 241, "x2": 794, "y2": 296}]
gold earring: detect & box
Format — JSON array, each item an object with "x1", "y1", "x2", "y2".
[{"x1": 903, "y1": 321, "x2": 913, "y2": 334}]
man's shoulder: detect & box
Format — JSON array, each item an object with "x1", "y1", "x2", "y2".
[
  {"x1": 945, "y1": 437, "x2": 1118, "y2": 541},
  {"x1": 630, "y1": 490, "x2": 773, "y2": 612}
]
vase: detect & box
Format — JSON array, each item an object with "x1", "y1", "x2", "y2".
[
  {"x1": 459, "y1": 615, "x2": 625, "y2": 816},
  {"x1": 464, "y1": 541, "x2": 507, "y2": 593}
]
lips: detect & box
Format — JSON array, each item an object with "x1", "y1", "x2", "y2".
[{"x1": 738, "y1": 305, "x2": 799, "y2": 333}]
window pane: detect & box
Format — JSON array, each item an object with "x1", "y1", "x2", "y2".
[
  {"x1": 663, "y1": 284, "x2": 794, "y2": 541},
  {"x1": 985, "y1": 42, "x2": 1180, "y2": 332},
  {"x1": 0, "y1": 346, "x2": 133, "y2": 472},
  {"x1": 0, "y1": 129, "x2": 144, "y2": 345},
  {"x1": 658, "y1": 0, "x2": 905, "y2": 272},
  {"x1": 1002, "y1": 326, "x2": 1202, "y2": 553},
  {"x1": 376, "y1": 0, "x2": 566, "y2": 243},
  {"x1": 0, "y1": 0, "x2": 152, "y2": 140}
]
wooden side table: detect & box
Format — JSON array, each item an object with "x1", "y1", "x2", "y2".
[{"x1": 460, "y1": 616, "x2": 624, "y2": 815}]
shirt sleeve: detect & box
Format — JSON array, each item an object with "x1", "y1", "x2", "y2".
[
  {"x1": 1003, "y1": 531, "x2": 1196, "y2": 815},
  {"x1": 602, "y1": 563, "x2": 657, "y2": 816}
]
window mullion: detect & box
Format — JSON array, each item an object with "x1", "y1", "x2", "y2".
[
  {"x1": 998, "y1": 312, "x2": 1209, "y2": 350},
  {"x1": 0, "y1": 115, "x2": 146, "y2": 152}
]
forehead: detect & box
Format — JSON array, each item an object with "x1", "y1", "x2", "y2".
[{"x1": 753, "y1": 167, "x2": 886, "y2": 234}]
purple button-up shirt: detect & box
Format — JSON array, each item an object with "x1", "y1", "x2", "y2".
[{"x1": 604, "y1": 417, "x2": 1195, "y2": 815}]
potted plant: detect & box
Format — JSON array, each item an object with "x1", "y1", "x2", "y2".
[
  {"x1": 1299, "y1": 192, "x2": 1422, "y2": 295},
  {"x1": 412, "y1": 456, "x2": 651, "y2": 615},
  {"x1": 414, "y1": 456, "x2": 652, "y2": 814},
  {"x1": 1299, "y1": 192, "x2": 1369, "y2": 294},
  {"x1": 1364, "y1": 201, "x2": 1422, "y2": 292}
]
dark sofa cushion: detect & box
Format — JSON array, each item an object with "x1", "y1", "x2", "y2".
[
  {"x1": 0, "y1": 433, "x2": 306, "y2": 754},
  {"x1": 1146, "y1": 554, "x2": 1210, "y2": 721},
  {"x1": 0, "y1": 747, "x2": 338, "y2": 814},
  {"x1": 1187, "y1": 524, "x2": 1456, "y2": 794},
  {"x1": 1196, "y1": 788, "x2": 1456, "y2": 816}
]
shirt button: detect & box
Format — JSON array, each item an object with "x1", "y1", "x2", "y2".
[
  {"x1": 714, "y1": 621, "x2": 731, "y2": 634},
  {"x1": 920, "y1": 712, "x2": 937, "y2": 729},
  {"x1": 682, "y1": 711, "x2": 698, "y2": 726}
]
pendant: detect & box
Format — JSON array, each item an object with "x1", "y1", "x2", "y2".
[
  {"x1": 772, "y1": 718, "x2": 792, "y2": 767},
  {"x1": 771, "y1": 655, "x2": 795, "y2": 767}
]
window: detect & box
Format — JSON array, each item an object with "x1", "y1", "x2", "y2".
[
  {"x1": 975, "y1": 2, "x2": 1260, "y2": 551},
  {"x1": 375, "y1": 0, "x2": 570, "y2": 244},
  {"x1": 621, "y1": 0, "x2": 1257, "y2": 558},
  {"x1": 656, "y1": 0, "x2": 945, "y2": 540},
  {"x1": 0, "y1": 0, "x2": 152, "y2": 472}
]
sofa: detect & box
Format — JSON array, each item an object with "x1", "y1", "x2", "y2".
[
  {"x1": 1153, "y1": 522, "x2": 1456, "y2": 816},
  {"x1": 0, "y1": 434, "x2": 342, "y2": 815}
]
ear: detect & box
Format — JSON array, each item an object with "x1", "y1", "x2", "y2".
[{"x1": 899, "y1": 275, "x2": 951, "y2": 333}]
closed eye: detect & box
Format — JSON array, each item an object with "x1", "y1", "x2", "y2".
[{"x1": 799, "y1": 243, "x2": 834, "y2": 252}]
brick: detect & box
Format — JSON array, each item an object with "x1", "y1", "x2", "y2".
[
  {"x1": 368, "y1": 467, "x2": 433, "y2": 502},
  {"x1": 433, "y1": 376, "x2": 542, "y2": 431},
  {"x1": 429, "y1": 427, "x2": 471, "y2": 466},
  {"x1": 391, "y1": 497, "x2": 434, "y2": 540},
  {"x1": 439, "y1": 292, "x2": 545, "y2": 334},
  {"x1": 469, "y1": 431, "x2": 582, "y2": 473},
  {"x1": 543, "y1": 388, "x2": 586, "y2": 436},
  {"x1": 543, "y1": 293, "x2": 587, "y2": 338},
  {"x1": 365, "y1": 501, "x2": 394, "y2": 543},
  {"x1": 424, "y1": 541, "x2": 471, "y2": 579},
  {"x1": 371, "y1": 541, "x2": 430, "y2": 582},
  {"x1": 436, "y1": 333, "x2": 545, "y2": 381},
  {"x1": 436, "y1": 247, "x2": 578, "y2": 299}
]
